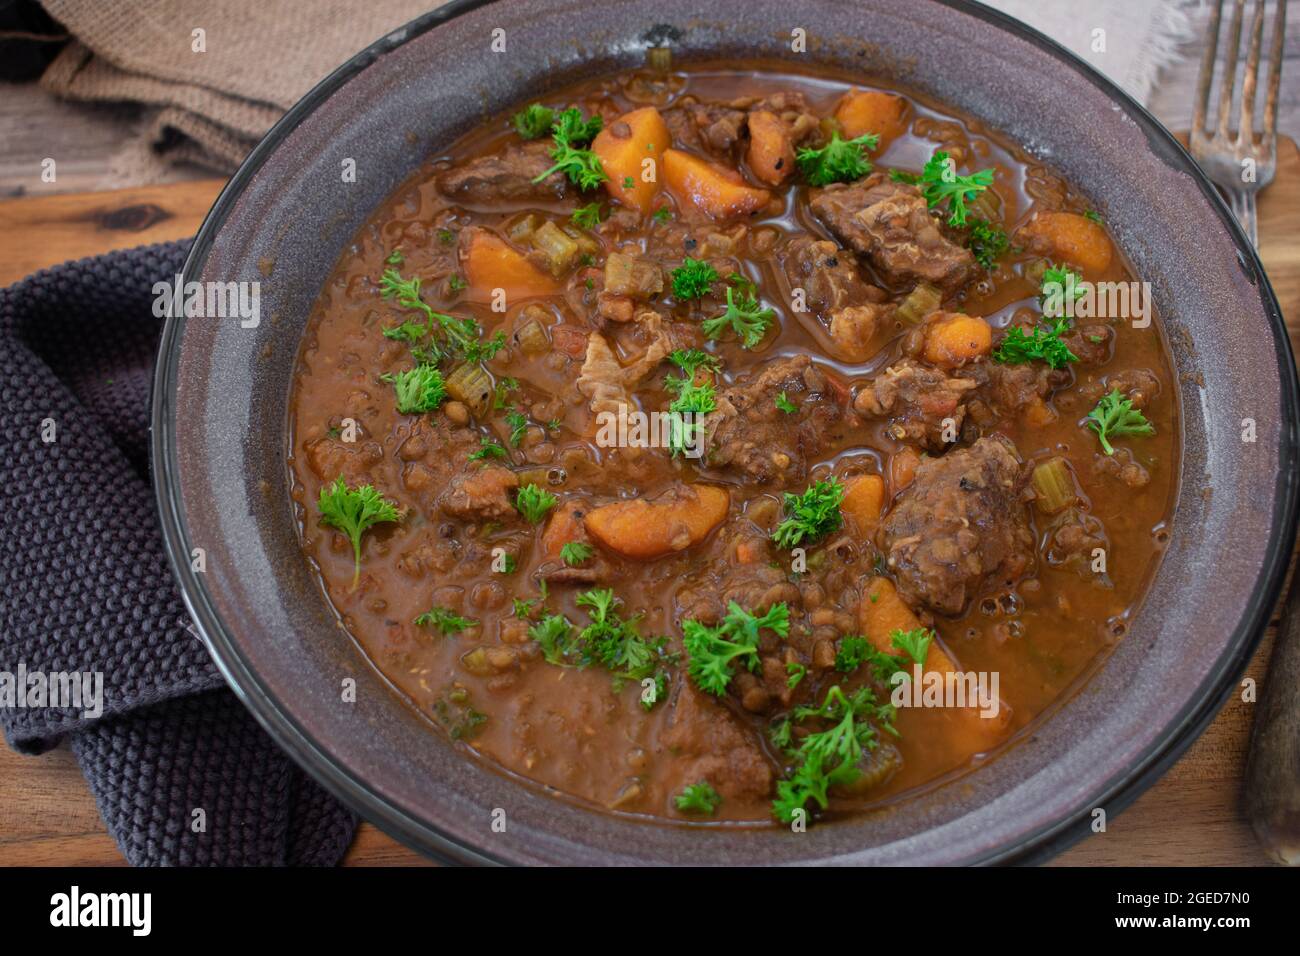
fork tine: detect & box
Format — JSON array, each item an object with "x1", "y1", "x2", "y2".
[
  {"x1": 1216, "y1": 0, "x2": 1247, "y2": 142},
  {"x1": 1263, "y1": 0, "x2": 1286, "y2": 143},
  {"x1": 1238, "y1": 0, "x2": 1267, "y2": 148},
  {"x1": 1193, "y1": 0, "x2": 1225, "y2": 137}
]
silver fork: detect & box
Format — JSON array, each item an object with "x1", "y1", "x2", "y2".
[{"x1": 1190, "y1": 0, "x2": 1286, "y2": 247}]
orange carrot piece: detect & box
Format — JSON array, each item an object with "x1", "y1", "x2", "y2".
[
  {"x1": 662, "y1": 149, "x2": 770, "y2": 219},
  {"x1": 592, "y1": 106, "x2": 671, "y2": 214}
]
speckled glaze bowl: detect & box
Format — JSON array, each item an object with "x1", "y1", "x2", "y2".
[{"x1": 151, "y1": 0, "x2": 1298, "y2": 864}]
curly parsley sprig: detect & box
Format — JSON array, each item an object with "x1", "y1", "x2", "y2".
[
  {"x1": 317, "y1": 477, "x2": 402, "y2": 588},
  {"x1": 797, "y1": 131, "x2": 879, "y2": 186},
  {"x1": 701, "y1": 274, "x2": 775, "y2": 349},
  {"x1": 891, "y1": 150, "x2": 994, "y2": 227},
  {"x1": 992, "y1": 318, "x2": 1078, "y2": 370},
  {"x1": 682, "y1": 601, "x2": 789, "y2": 696},
  {"x1": 664, "y1": 349, "x2": 720, "y2": 458},
  {"x1": 379, "y1": 267, "x2": 504, "y2": 364},
  {"x1": 1086, "y1": 388, "x2": 1155, "y2": 455},
  {"x1": 532, "y1": 107, "x2": 607, "y2": 190},
  {"x1": 772, "y1": 477, "x2": 845, "y2": 550},
  {"x1": 772, "y1": 684, "x2": 896, "y2": 824}
]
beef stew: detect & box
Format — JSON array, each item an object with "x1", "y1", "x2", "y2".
[{"x1": 287, "y1": 59, "x2": 1177, "y2": 825}]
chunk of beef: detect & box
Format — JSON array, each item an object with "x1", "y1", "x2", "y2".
[
  {"x1": 810, "y1": 173, "x2": 975, "y2": 294},
  {"x1": 854, "y1": 359, "x2": 978, "y2": 450},
  {"x1": 704, "y1": 355, "x2": 842, "y2": 483},
  {"x1": 437, "y1": 465, "x2": 519, "y2": 521},
  {"x1": 1078, "y1": 367, "x2": 1161, "y2": 410},
  {"x1": 783, "y1": 236, "x2": 879, "y2": 314},
  {"x1": 676, "y1": 561, "x2": 802, "y2": 630},
  {"x1": 880, "y1": 435, "x2": 1033, "y2": 616},
  {"x1": 662, "y1": 681, "x2": 774, "y2": 801},
  {"x1": 957, "y1": 360, "x2": 1069, "y2": 428},
  {"x1": 575, "y1": 311, "x2": 673, "y2": 415},
  {"x1": 1061, "y1": 324, "x2": 1113, "y2": 367},
  {"x1": 783, "y1": 236, "x2": 891, "y2": 362},
  {"x1": 1092, "y1": 448, "x2": 1150, "y2": 489},
  {"x1": 305, "y1": 437, "x2": 384, "y2": 486},
  {"x1": 663, "y1": 92, "x2": 818, "y2": 158},
  {"x1": 1044, "y1": 509, "x2": 1111, "y2": 584},
  {"x1": 436, "y1": 141, "x2": 564, "y2": 203}
]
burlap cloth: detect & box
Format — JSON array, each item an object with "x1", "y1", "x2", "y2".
[
  {"x1": 34, "y1": 0, "x2": 1196, "y2": 178},
  {"x1": 38, "y1": 0, "x2": 442, "y2": 175}
]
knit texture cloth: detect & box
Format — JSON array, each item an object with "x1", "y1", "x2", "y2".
[{"x1": 0, "y1": 240, "x2": 357, "y2": 866}]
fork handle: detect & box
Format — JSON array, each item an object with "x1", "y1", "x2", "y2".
[
  {"x1": 1228, "y1": 189, "x2": 1259, "y2": 247},
  {"x1": 1245, "y1": 571, "x2": 1300, "y2": 865}
]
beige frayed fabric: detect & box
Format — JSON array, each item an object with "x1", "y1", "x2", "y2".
[
  {"x1": 36, "y1": 0, "x2": 1196, "y2": 180},
  {"x1": 38, "y1": 0, "x2": 441, "y2": 177}
]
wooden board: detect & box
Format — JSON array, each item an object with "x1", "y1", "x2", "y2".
[{"x1": 2, "y1": 139, "x2": 1298, "y2": 868}]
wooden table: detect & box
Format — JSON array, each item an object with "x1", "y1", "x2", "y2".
[{"x1": 2, "y1": 139, "x2": 1298, "y2": 868}]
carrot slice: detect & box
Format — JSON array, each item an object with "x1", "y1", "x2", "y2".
[
  {"x1": 586, "y1": 484, "x2": 729, "y2": 559},
  {"x1": 592, "y1": 106, "x2": 671, "y2": 214},
  {"x1": 841, "y1": 474, "x2": 886, "y2": 535},
  {"x1": 834, "y1": 90, "x2": 910, "y2": 150},
  {"x1": 462, "y1": 229, "x2": 560, "y2": 302},
  {"x1": 662, "y1": 149, "x2": 770, "y2": 219}
]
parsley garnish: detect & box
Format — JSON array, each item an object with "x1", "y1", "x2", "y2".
[
  {"x1": 505, "y1": 409, "x2": 529, "y2": 447},
  {"x1": 682, "y1": 601, "x2": 789, "y2": 696},
  {"x1": 386, "y1": 248, "x2": 404, "y2": 266},
  {"x1": 890, "y1": 627, "x2": 933, "y2": 666},
  {"x1": 772, "y1": 478, "x2": 845, "y2": 550},
  {"x1": 513, "y1": 103, "x2": 555, "y2": 140},
  {"x1": 772, "y1": 684, "x2": 896, "y2": 824},
  {"x1": 775, "y1": 391, "x2": 798, "y2": 414},
  {"x1": 701, "y1": 276, "x2": 775, "y2": 348},
  {"x1": 532, "y1": 107, "x2": 607, "y2": 190},
  {"x1": 572, "y1": 202, "x2": 604, "y2": 230},
  {"x1": 966, "y1": 217, "x2": 1009, "y2": 270},
  {"x1": 469, "y1": 436, "x2": 507, "y2": 462},
  {"x1": 1086, "y1": 388, "x2": 1155, "y2": 455},
  {"x1": 515, "y1": 483, "x2": 557, "y2": 524},
  {"x1": 664, "y1": 348, "x2": 720, "y2": 458},
  {"x1": 652, "y1": 207, "x2": 673, "y2": 223},
  {"x1": 529, "y1": 613, "x2": 575, "y2": 664},
  {"x1": 493, "y1": 377, "x2": 519, "y2": 410},
  {"x1": 1041, "y1": 264, "x2": 1086, "y2": 316},
  {"x1": 992, "y1": 318, "x2": 1078, "y2": 370},
  {"x1": 675, "y1": 781, "x2": 722, "y2": 816},
  {"x1": 891, "y1": 150, "x2": 994, "y2": 227},
  {"x1": 379, "y1": 266, "x2": 500, "y2": 363},
  {"x1": 317, "y1": 477, "x2": 402, "y2": 587},
  {"x1": 530, "y1": 589, "x2": 674, "y2": 687},
  {"x1": 387, "y1": 364, "x2": 446, "y2": 414},
  {"x1": 560, "y1": 541, "x2": 595, "y2": 566},
  {"x1": 787, "y1": 661, "x2": 806, "y2": 689},
  {"x1": 579, "y1": 589, "x2": 673, "y2": 682},
  {"x1": 1084, "y1": 210, "x2": 1105, "y2": 225},
  {"x1": 671, "y1": 257, "x2": 718, "y2": 300},
  {"x1": 797, "y1": 131, "x2": 879, "y2": 186},
  {"x1": 413, "y1": 606, "x2": 478, "y2": 636},
  {"x1": 833, "y1": 629, "x2": 931, "y2": 680}
]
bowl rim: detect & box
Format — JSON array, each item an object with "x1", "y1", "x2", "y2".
[{"x1": 151, "y1": 0, "x2": 1300, "y2": 865}]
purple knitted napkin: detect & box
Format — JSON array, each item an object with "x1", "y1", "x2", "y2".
[{"x1": 0, "y1": 241, "x2": 357, "y2": 865}]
